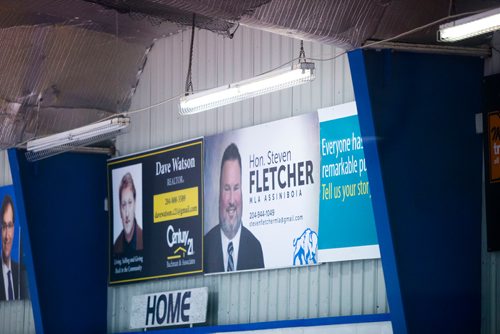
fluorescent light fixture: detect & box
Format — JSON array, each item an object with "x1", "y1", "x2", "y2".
[
  {"x1": 439, "y1": 7, "x2": 500, "y2": 42},
  {"x1": 179, "y1": 62, "x2": 315, "y2": 115},
  {"x1": 26, "y1": 116, "x2": 130, "y2": 161}
]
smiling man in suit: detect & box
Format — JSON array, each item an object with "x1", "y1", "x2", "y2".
[
  {"x1": 0, "y1": 195, "x2": 25, "y2": 301},
  {"x1": 205, "y1": 143, "x2": 264, "y2": 274}
]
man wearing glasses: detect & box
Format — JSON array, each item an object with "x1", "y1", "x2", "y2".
[{"x1": 0, "y1": 195, "x2": 24, "y2": 301}]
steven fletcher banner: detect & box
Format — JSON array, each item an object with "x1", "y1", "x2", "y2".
[
  {"x1": 108, "y1": 139, "x2": 204, "y2": 284},
  {"x1": 203, "y1": 113, "x2": 321, "y2": 274}
]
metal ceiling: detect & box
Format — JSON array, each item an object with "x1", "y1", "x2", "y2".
[{"x1": 0, "y1": 0, "x2": 497, "y2": 149}]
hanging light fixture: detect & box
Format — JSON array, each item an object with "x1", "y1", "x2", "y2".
[
  {"x1": 25, "y1": 116, "x2": 130, "y2": 161},
  {"x1": 179, "y1": 40, "x2": 315, "y2": 115},
  {"x1": 179, "y1": 63, "x2": 315, "y2": 115},
  {"x1": 438, "y1": 7, "x2": 500, "y2": 42}
]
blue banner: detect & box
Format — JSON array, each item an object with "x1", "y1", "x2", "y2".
[{"x1": 318, "y1": 102, "x2": 379, "y2": 262}]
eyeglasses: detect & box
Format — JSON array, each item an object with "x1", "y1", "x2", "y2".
[{"x1": 1, "y1": 223, "x2": 13, "y2": 230}]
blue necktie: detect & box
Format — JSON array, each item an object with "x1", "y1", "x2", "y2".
[
  {"x1": 7, "y1": 270, "x2": 13, "y2": 300},
  {"x1": 227, "y1": 242, "x2": 234, "y2": 272}
]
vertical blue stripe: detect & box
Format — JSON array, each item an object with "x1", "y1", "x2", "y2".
[
  {"x1": 347, "y1": 50, "x2": 408, "y2": 334},
  {"x1": 7, "y1": 148, "x2": 44, "y2": 334}
]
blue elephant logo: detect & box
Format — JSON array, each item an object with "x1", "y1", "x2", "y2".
[{"x1": 292, "y1": 228, "x2": 318, "y2": 265}]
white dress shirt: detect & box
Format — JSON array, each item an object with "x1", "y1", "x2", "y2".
[
  {"x1": 1, "y1": 255, "x2": 13, "y2": 300},
  {"x1": 220, "y1": 225, "x2": 241, "y2": 271}
]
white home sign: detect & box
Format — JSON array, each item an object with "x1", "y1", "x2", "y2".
[{"x1": 130, "y1": 287, "x2": 208, "y2": 329}]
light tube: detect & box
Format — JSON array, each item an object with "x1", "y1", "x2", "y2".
[
  {"x1": 439, "y1": 7, "x2": 500, "y2": 42},
  {"x1": 179, "y1": 62, "x2": 315, "y2": 115},
  {"x1": 27, "y1": 116, "x2": 130, "y2": 153}
]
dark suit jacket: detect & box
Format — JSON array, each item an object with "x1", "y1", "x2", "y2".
[
  {"x1": 204, "y1": 224, "x2": 264, "y2": 273},
  {"x1": 113, "y1": 220, "x2": 143, "y2": 254},
  {"x1": 0, "y1": 260, "x2": 26, "y2": 301}
]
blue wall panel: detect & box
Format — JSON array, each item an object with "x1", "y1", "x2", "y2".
[
  {"x1": 11, "y1": 150, "x2": 108, "y2": 334},
  {"x1": 350, "y1": 50, "x2": 483, "y2": 334}
]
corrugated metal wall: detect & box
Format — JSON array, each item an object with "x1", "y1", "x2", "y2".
[
  {"x1": 0, "y1": 150, "x2": 35, "y2": 334},
  {"x1": 109, "y1": 261, "x2": 388, "y2": 332},
  {"x1": 0, "y1": 150, "x2": 12, "y2": 184},
  {"x1": 109, "y1": 26, "x2": 388, "y2": 333}
]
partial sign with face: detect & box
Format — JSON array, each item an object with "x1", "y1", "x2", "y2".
[{"x1": 0, "y1": 186, "x2": 27, "y2": 301}]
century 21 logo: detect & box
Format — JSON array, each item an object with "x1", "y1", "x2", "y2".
[{"x1": 166, "y1": 225, "x2": 194, "y2": 257}]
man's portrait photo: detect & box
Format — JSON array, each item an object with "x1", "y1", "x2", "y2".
[
  {"x1": 204, "y1": 143, "x2": 264, "y2": 273},
  {"x1": 112, "y1": 164, "x2": 143, "y2": 254},
  {"x1": 0, "y1": 194, "x2": 26, "y2": 301}
]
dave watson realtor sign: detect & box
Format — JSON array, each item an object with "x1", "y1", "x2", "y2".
[
  {"x1": 204, "y1": 112, "x2": 320, "y2": 274},
  {"x1": 130, "y1": 287, "x2": 208, "y2": 329},
  {"x1": 108, "y1": 139, "x2": 203, "y2": 284}
]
